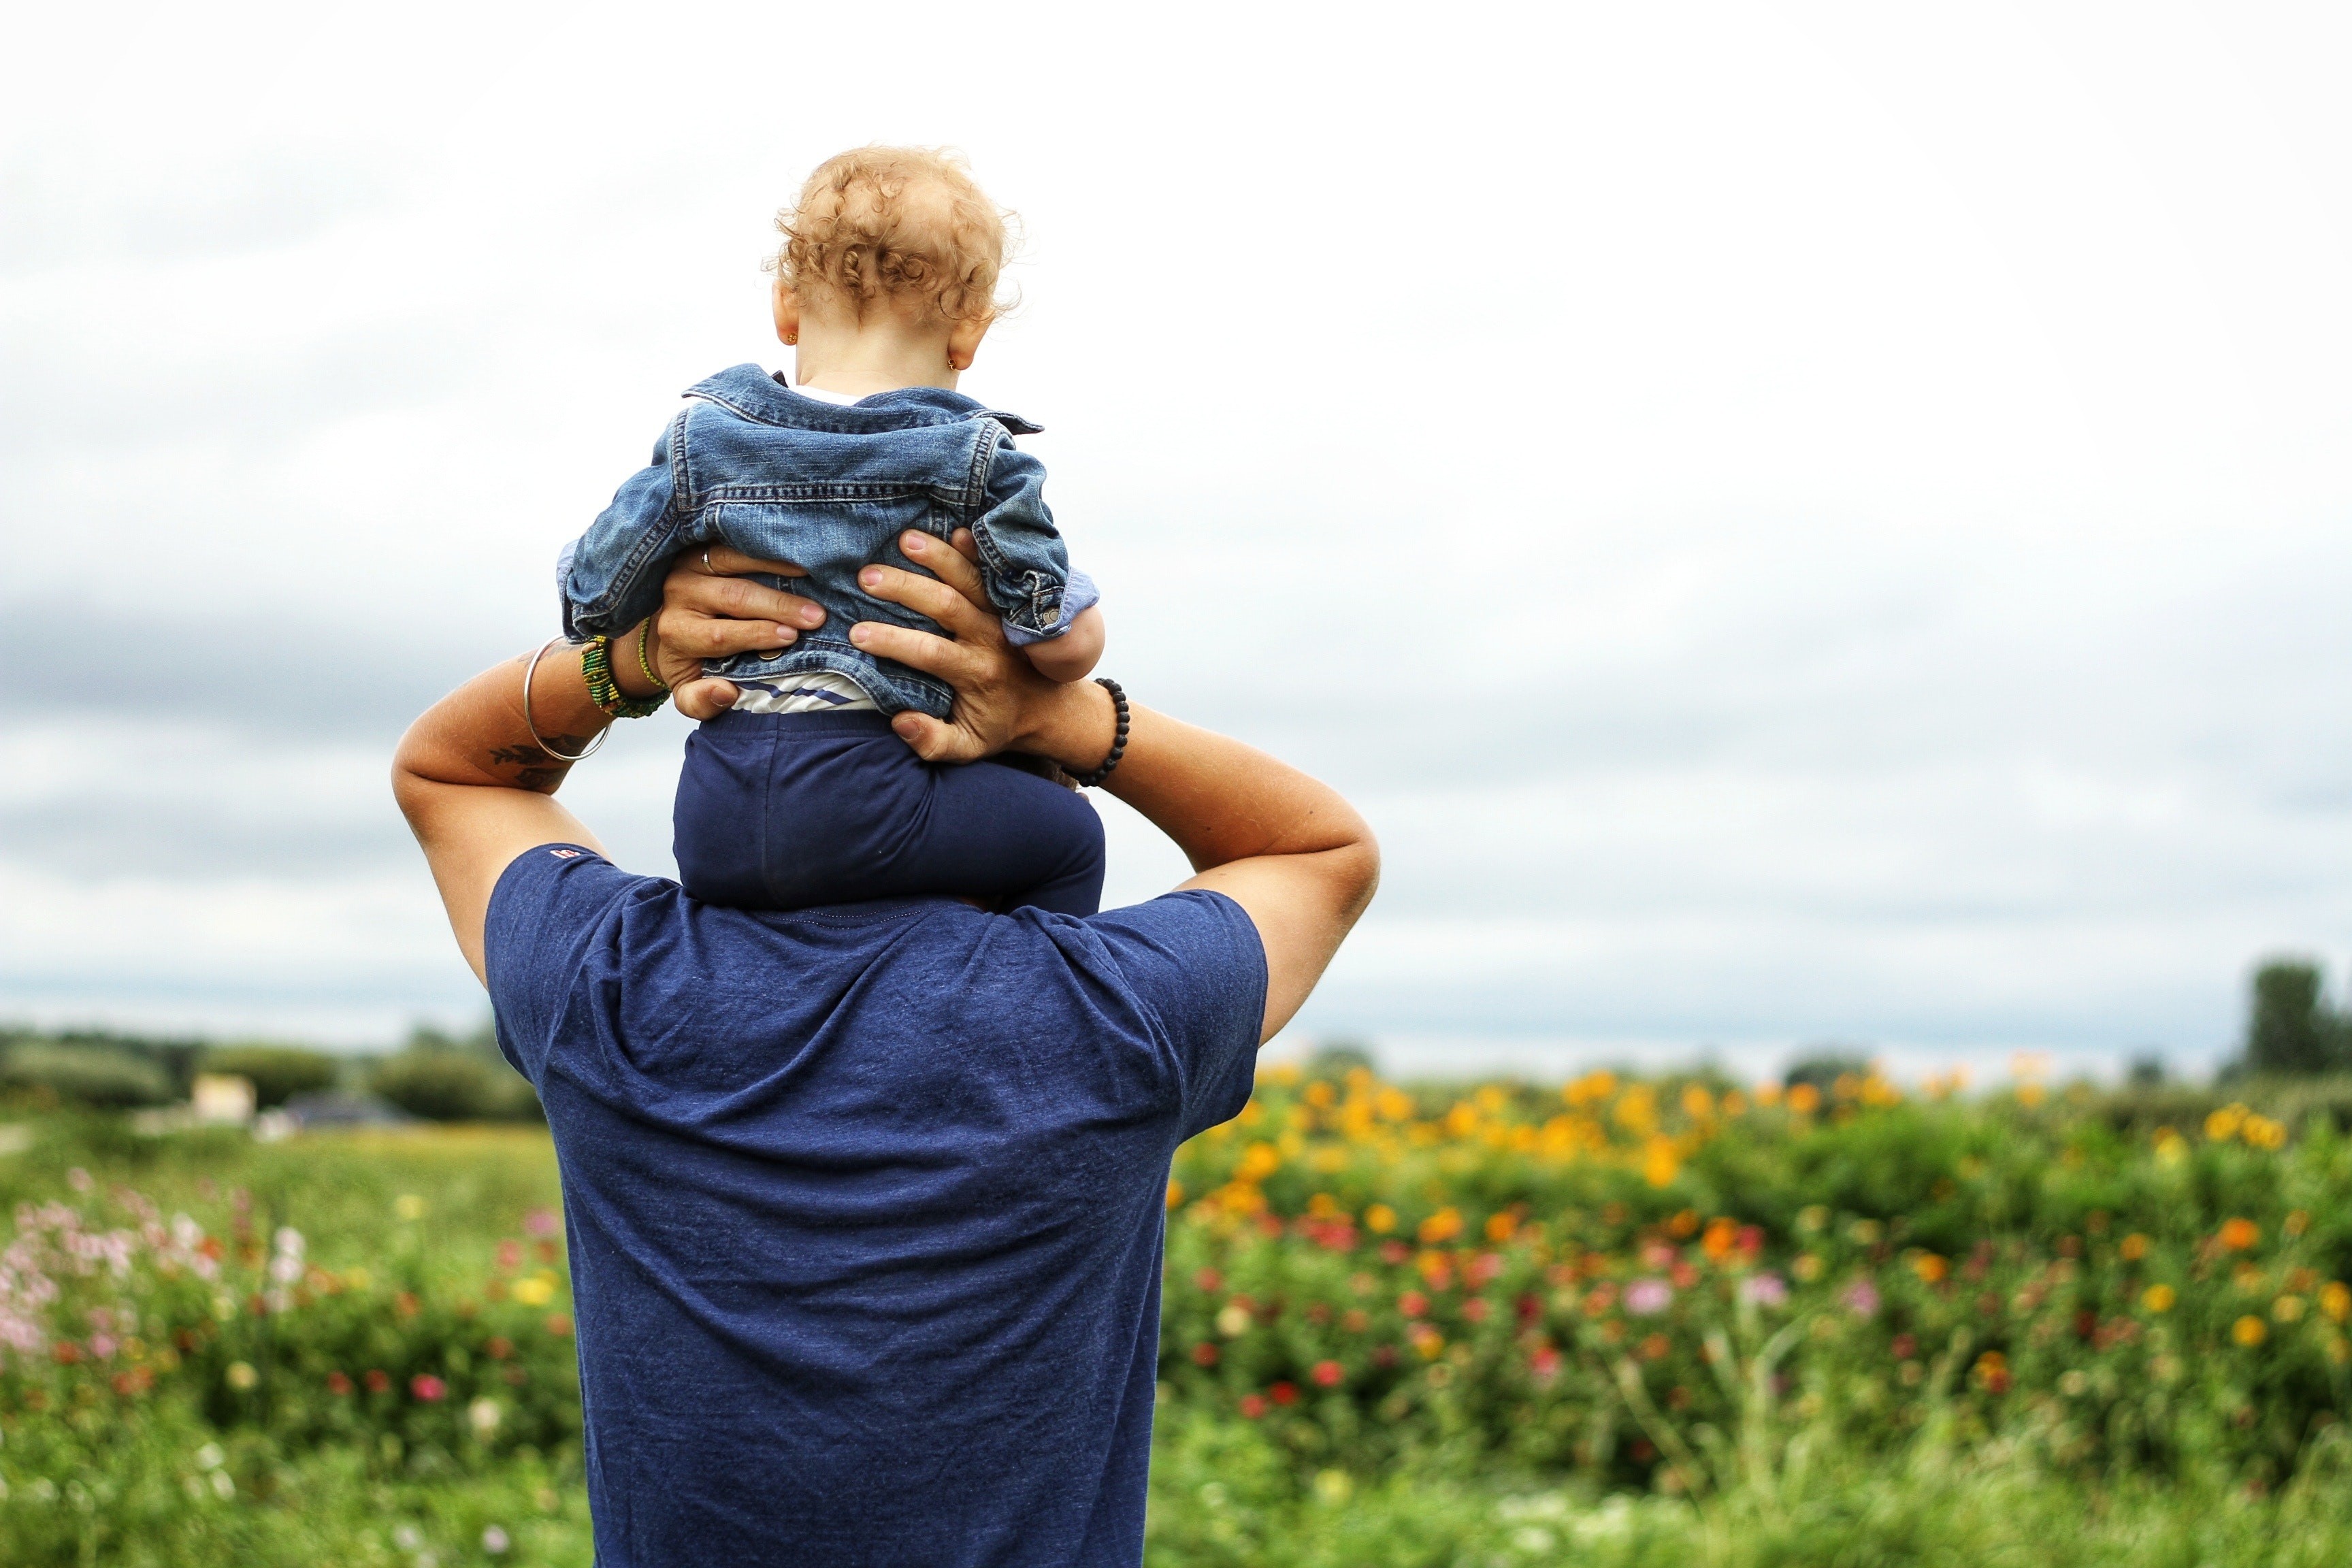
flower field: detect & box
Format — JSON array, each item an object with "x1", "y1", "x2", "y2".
[
  {"x1": 1158, "y1": 1065, "x2": 2352, "y2": 1497},
  {"x1": 5, "y1": 1064, "x2": 2352, "y2": 1566}
]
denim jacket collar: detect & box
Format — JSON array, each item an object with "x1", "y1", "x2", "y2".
[{"x1": 683, "y1": 363, "x2": 1043, "y2": 436}]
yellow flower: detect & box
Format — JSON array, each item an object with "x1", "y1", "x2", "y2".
[
  {"x1": 1235, "y1": 1141, "x2": 1281, "y2": 1181},
  {"x1": 1215, "y1": 1303, "x2": 1252, "y2": 1337},
  {"x1": 1165, "y1": 1181, "x2": 1183, "y2": 1209},
  {"x1": 395, "y1": 1195, "x2": 427, "y2": 1221},
  {"x1": 1417, "y1": 1208, "x2": 1463, "y2": 1245},
  {"x1": 1642, "y1": 1135, "x2": 1680, "y2": 1189},
  {"x1": 512, "y1": 1275, "x2": 557, "y2": 1307},
  {"x1": 225, "y1": 1361, "x2": 258, "y2": 1390},
  {"x1": 1365, "y1": 1203, "x2": 1397, "y2": 1235},
  {"x1": 2233, "y1": 1315, "x2": 2268, "y2": 1348},
  {"x1": 1785, "y1": 1083, "x2": 1822, "y2": 1115},
  {"x1": 2274, "y1": 1295, "x2": 2306, "y2": 1324},
  {"x1": 2205, "y1": 1104, "x2": 2246, "y2": 1143},
  {"x1": 2119, "y1": 1234, "x2": 2149, "y2": 1262},
  {"x1": 2322, "y1": 1282, "x2": 2352, "y2": 1324},
  {"x1": 2142, "y1": 1284, "x2": 2176, "y2": 1313}
]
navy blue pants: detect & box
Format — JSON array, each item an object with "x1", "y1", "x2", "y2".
[{"x1": 674, "y1": 710, "x2": 1106, "y2": 915}]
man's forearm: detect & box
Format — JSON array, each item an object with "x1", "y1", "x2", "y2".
[
  {"x1": 394, "y1": 636, "x2": 665, "y2": 797},
  {"x1": 1018, "y1": 687, "x2": 1370, "y2": 876}
]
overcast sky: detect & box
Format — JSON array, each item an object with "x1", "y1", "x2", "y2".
[{"x1": 3, "y1": 1, "x2": 2348, "y2": 1077}]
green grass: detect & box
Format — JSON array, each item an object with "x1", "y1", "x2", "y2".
[{"x1": 4, "y1": 1090, "x2": 2352, "y2": 1565}]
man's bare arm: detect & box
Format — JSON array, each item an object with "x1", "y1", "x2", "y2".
[
  {"x1": 391, "y1": 549, "x2": 821, "y2": 982},
  {"x1": 855, "y1": 533, "x2": 1378, "y2": 1042}
]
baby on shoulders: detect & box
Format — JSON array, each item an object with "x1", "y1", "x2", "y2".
[{"x1": 561, "y1": 146, "x2": 1109, "y2": 915}]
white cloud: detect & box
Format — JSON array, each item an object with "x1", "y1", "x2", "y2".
[{"x1": 3, "y1": 0, "x2": 2349, "y2": 1067}]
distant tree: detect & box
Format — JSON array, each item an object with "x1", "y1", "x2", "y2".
[
  {"x1": 0, "y1": 1042, "x2": 174, "y2": 1108},
  {"x1": 1784, "y1": 1049, "x2": 1871, "y2": 1094},
  {"x1": 1307, "y1": 1039, "x2": 1377, "y2": 1079},
  {"x1": 201, "y1": 1045, "x2": 340, "y2": 1109},
  {"x1": 371, "y1": 1018, "x2": 540, "y2": 1122},
  {"x1": 2125, "y1": 1054, "x2": 2167, "y2": 1087},
  {"x1": 2244, "y1": 959, "x2": 2340, "y2": 1076}
]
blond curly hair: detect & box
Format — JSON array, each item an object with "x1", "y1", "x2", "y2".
[{"x1": 767, "y1": 146, "x2": 1014, "y2": 327}]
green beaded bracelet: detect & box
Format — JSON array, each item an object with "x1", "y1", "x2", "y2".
[{"x1": 581, "y1": 635, "x2": 668, "y2": 720}]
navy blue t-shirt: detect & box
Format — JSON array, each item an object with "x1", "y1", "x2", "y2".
[{"x1": 484, "y1": 845, "x2": 1266, "y2": 1567}]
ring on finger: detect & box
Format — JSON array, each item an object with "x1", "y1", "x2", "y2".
[{"x1": 702, "y1": 548, "x2": 716, "y2": 575}]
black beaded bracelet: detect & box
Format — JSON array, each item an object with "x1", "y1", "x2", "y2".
[{"x1": 1072, "y1": 678, "x2": 1130, "y2": 788}]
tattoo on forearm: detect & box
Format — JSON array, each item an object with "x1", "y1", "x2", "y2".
[{"x1": 487, "y1": 739, "x2": 595, "y2": 794}]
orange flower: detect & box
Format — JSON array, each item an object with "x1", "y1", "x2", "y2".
[
  {"x1": 1786, "y1": 1083, "x2": 1822, "y2": 1115},
  {"x1": 2119, "y1": 1234, "x2": 2149, "y2": 1261},
  {"x1": 1910, "y1": 1252, "x2": 1949, "y2": 1284},
  {"x1": 2219, "y1": 1219, "x2": 2260, "y2": 1252}
]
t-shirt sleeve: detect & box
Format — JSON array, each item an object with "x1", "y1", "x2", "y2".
[
  {"x1": 482, "y1": 844, "x2": 648, "y2": 1086},
  {"x1": 1081, "y1": 889, "x2": 1269, "y2": 1139}
]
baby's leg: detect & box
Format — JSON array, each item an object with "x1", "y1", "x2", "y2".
[
  {"x1": 674, "y1": 711, "x2": 1104, "y2": 914},
  {"x1": 909, "y1": 753, "x2": 1106, "y2": 915}
]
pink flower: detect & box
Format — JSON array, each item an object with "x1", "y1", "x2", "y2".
[
  {"x1": 1311, "y1": 1360, "x2": 1344, "y2": 1387},
  {"x1": 1740, "y1": 1273, "x2": 1788, "y2": 1307},
  {"x1": 523, "y1": 1209, "x2": 559, "y2": 1237},
  {"x1": 410, "y1": 1374, "x2": 448, "y2": 1402},
  {"x1": 1624, "y1": 1278, "x2": 1674, "y2": 1316},
  {"x1": 1841, "y1": 1279, "x2": 1881, "y2": 1318}
]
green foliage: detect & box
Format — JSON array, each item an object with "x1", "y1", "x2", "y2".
[
  {"x1": 370, "y1": 1047, "x2": 540, "y2": 1124},
  {"x1": 200, "y1": 1046, "x2": 341, "y2": 1110},
  {"x1": 1780, "y1": 1050, "x2": 1869, "y2": 1094},
  {"x1": 6, "y1": 1081, "x2": 2352, "y2": 1564},
  {"x1": 2244, "y1": 958, "x2": 2350, "y2": 1076},
  {"x1": 0, "y1": 1041, "x2": 174, "y2": 1108}
]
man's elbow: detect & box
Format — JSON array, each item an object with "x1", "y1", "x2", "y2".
[{"x1": 1334, "y1": 828, "x2": 1380, "y2": 925}]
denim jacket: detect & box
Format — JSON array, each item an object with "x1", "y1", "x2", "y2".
[{"x1": 560, "y1": 365, "x2": 1094, "y2": 719}]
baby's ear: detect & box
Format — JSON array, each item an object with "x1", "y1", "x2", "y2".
[{"x1": 772, "y1": 282, "x2": 802, "y2": 346}]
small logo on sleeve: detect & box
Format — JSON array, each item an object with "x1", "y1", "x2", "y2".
[{"x1": 549, "y1": 849, "x2": 584, "y2": 860}]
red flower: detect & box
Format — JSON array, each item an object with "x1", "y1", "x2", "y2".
[
  {"x1": 1379, "y1": 1241, "x2": 1411, "y2": 1265},
  {"x1": 1891, "y1": 1335, "x2": 1916, "y2": 1360},
  {"x1": 1311, "y1": 1360, "x2": 1344, "y2": 1387},
  {"x1": 411, "y1": 1374, "x2": 448, "y2": 1402},
  {"x1": 326, "y1": 1371, "x2": 354, "y2": 1396},
  {"x1": 497, "y1": 1240, "x2": 523, "y2": 1270},
  {"x1": 545, "y1": 1313, "x2": 574, "y2": 1338},
  {"x1": 1269, "y1": 1382, "x2": 1298, "y2": 1405},
  {"x1": 1239, "y1": 1393, "x2": 1267, "y2": 1418},
  {"x1": 1192, "y1": 1342, "x2": 1220, "y2": 1367},
  {"x1": 1529, "y1": 1345, "x2": 1562, "y2": 1379},
  {"x1": 1462, "y1": 1298, "x2": 1490, "y2": 1323},
  {"x1": 1400, "y1": 1291, "x2": 1429, "y2": 1319},
  {"x1": 364, "y1": 1369, "x2": 391, "y2": 1394},
  {"x1": 50, "y1": 1341, "x2": 80, "y2": 1365},
  {"x1": 1194, "y1": 1268, "x2": 1223, "y2": 1293}
]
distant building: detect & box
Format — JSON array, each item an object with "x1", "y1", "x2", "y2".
[{"x1": 191, "y1": 1073, "x2": 256, "y2": 1126}]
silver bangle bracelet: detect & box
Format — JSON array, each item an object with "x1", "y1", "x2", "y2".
[{"x1": 521, "y1": 636, "x2": 608, "y2": 764}]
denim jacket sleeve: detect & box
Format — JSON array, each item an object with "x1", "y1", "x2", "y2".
[
  {"x1": 972, "y1": 434, "x2": 1097, "y2": 645},
  {"x1": 558, "y1": 414, "x2": 689, "y2": 641}
]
